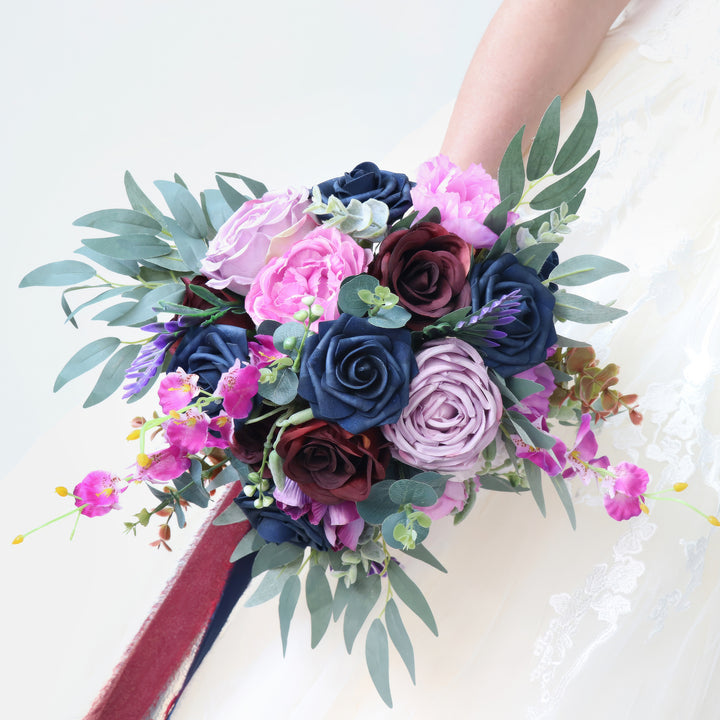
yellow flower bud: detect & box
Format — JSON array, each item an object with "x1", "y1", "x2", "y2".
[
  {"x1": 640, "y1": 502, "x2": 649, "y2": 514},
  {"x1": 708, "y1": 516, "x2": 720, "y2": 527},
  {"x1": 137, "y1": 453, "x2": 152, "y2": 469},
  {"x1": 12, "y1": 535, "x2": 24, "y2": 545},
  {"x1": 126, "y1": 429, "x2": 141, "y2": 441},
  {"x1": 55, "y1": 486, "x2": 69, "y2": 497},
  {"x1": 673, "y1": 482, "x2": 688, "y2": 492}
]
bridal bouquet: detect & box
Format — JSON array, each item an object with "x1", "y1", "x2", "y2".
[{"x1": 18, "y1": 93, "x2": 706, "y2": 707}]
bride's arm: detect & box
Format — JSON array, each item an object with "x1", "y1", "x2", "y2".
[{"x1": 441, "y1": 0, "x2": 630, "y2": 173}]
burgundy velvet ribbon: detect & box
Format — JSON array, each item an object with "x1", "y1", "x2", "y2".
[{"x1": 84, "y1": 486, "x2": 249, "y2": 720}]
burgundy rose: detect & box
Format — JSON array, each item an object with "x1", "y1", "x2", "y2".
[
  {"x1": 230, "y1": 413, "x2": 275, "y2": 477},
  {"x1": 368, "y1": 221, "x2": 472, "y2": 329},
  {"x1": 181, "y1": 276, "x2": 253, "y2": 330},
  {"x1": 276, "y1": 419, "x2": 391, "y2": 505}
]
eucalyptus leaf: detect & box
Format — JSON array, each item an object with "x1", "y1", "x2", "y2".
[
  {"x1": 385, "y1": 599, "x2": 415, "y2": 684},
  {"x1": 514, "y1": 242, "x2": 559, "y2": 273},
  {"x1": 388, "y1": 479, "x2": 438, "y2": 508},
  {"x1": 524, "y1": 459, "x2": 546, "y2": 517},
  {"x1": 108, "y1": 283, "x2": 184, "y2": 326},
  {"x1": 138, "y1": 251, "x2": 191, "y2": 273},
  {"x1": 382, "y1": 512, "x2": 408, "y2": 551},
  {"x1": 216, "y1": 175, "x2": 250, "y2": 211},
  {"x1": 257, "y1": 367, "x2": 299, "y2": 405},
  {"x1": 279, "y1": 574, "x2": 301, "y2": 656},
  {"x1": 529, "y1": 150, "x2": 599, "y2": 211},
  {"x1": 343, "y1": 572, "x2": 381, "y2": 653},
  {"x1": 368, "y1": 304, "x2": 412, "y2": 329},
  {"x1": 73, "y1": 208, "x2": 162, "y2": 236},
  {"x1": 333, "y1": 577, "x2": 351, "y2": 621},
  {"x1": 406, "y1": 472, "x2": 450, "y2": 497},
  {"x1": 549, "y1": 254, "x2": 629, "y2": 286},
  {"x1": 483, "y1": 193, "x2": 520, "y2": 236},
  {"x1": 272, "y1": 322, "x2": 306, "y2": 356},
  {"x1": 338, "y1": 274, "x2": 377, "y2": 317},
  {"x1": 83, "y1": 344, "x2": 140, "y2": 407},
  {"x1": 553, "y1": 291, "x2": 627, "y2": 324},
  {"x1": 484, "y1": 225, "x2": 512, "y2": 263},
  {"x1": 306, "y1": 564, "x2": 333, "y2": 648},
  {"x1": 230, "y1": 529, "x2": 263, "y2": 562},
  {"x1": 154, "y1": 180, "x2": 208, "y2": 239},
  {"x1": 476, "y1": 474, "x2": 528, "y2": 493},
  {"x1": 163, "y1": 218, "x2": 207, "y2": 273},
  {"x1": 555, "y1": 334, "x2": 590, "y2": 348},
  {"x1": 505, "y1": 376, "x2": 544, "y2": 401},
  {"x1": 81, "y1": 235, "x2": 172, "y2": 260},
  {"x1": 60, "y1": 292, "x2": 78, "y2": 329},
  {"x1": 551, "y1": 474, "x2": 576, "y2": 529},
  {"x1": 124, "y1": 171, "x2": 165, "y2": 224},
  {"x1": 400, "y1": 543, "x2": 448, "y2": 573},
  {"x1": 506, "y1": 410, "x2": 558, "y2": 449},
  {"x1": 252, "y1": 542, "x2": 305, "y2": 577},
  {"x1": 54, "y1": 337, "x2": 121, "y2": 392},
  {"x1": 65, "y1": 285, "x2": 133, "y2": 323},
  {"x1": 498, "y1": 125, "x2": 525, "y2": 201},
  {"x1": 386, "y1": 562, "x2": 438, "y2": 636},
  {"x1": 202, "y1": 188, "x2": 234, "y2": 232},
  {"x1": 217, "y1": 171, "x2": 268, "y2": 199},
  {"x1": 554, "y1": 91, "x2": 598, "y2": 175},
  {"x1": 92, "y1": 302, "x2": 136, "y2": 324},
  {"x1": 366, "y1": 619, "x2": 392, "y2": 707},
  {"x1": 20, "y1": 260, "x2": 96, "y2": 288},
  {"x1": 527, "y1": 96, "x2": 562, "y2": 181},
  {"x1": 245, "y1": 567, "x2": 292, "y2": 607},
  {"x1": 213, "y1": 502, "x2": 247, "y2": 526}
]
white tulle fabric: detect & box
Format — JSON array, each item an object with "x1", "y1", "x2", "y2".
[{"x1": 172, "y1": 2, "x2": 720, "y2": 717}]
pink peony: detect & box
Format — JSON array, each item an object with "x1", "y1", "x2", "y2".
[
  {"x1": 383, "y1": 338, "x2": 503, "y2": 472},
  {"x1": 200, "y1": 187, "x2": 317, "y2": 295},
  {"x1": 410, "y1": 154, "x2": 513, "y2": 249},
  {"x1": 244, "y1": 225, "x2": 371, "y2": 330},
  {"x1": 73, "y1": 471, "x2": 126, "y2": 518},
  {"x1": 603, "y1": 462, "x2": 650, "y2": 521}
]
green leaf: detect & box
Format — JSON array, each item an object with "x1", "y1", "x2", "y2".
[
  {"x1": 337, "y1": 274, "x2": 377, "y2": 317},
  {"x1": 138, "y1": 251, "x2": 191, "y2": 273},
  {"x1": 245, "y1": 567, "x2": 293, "y2": 607},
  {"x1": 201, "y1": 188, "x2": 234, "y2": 232},
  {"x1": 368, "y1": 304, "x2": 411, "y2": 329},
  {"x1": 230, "y1": 529, "x2": 264, "y2": 562},
  {"x1": 54, "y1": 337, "x2": 121, "y2": 392},
  {"x1": 306, "y1": 564, "x2": 333, "y2": 648},
  {"x1": 400, "y1": 543, "x2": 448, "y2": 573},
  {"x1": 365, "y1": 619, "x2": 392, "y2": 708},
  {"x1": 64, "y1": 286, "x2": 132, "y2": 323},
  {"x1": 387, "y1": 210, "x2": 418, "y2": 234},
  {"x1": 92, "y1": 301, "x2": 137, "y2": 324},
  {"x1": 279, "y1": 574, "x2": 301, "y2": 656},
  {"x1": 172, "y1": 460, "x2": 210, "y2": 508},
  {"x1": 108, "y1": 283, "x2": 185, "y2": 326},
  {"x1": 514, "y1": 242, "x2": 559, "y2": 274},
  {"x1": 483, "y1": 193, "x2": 519, "y2": 236},
  {"x1": 83, "y1": 343, "x2": 139, "y2": 407},
  {"x1": 216, "y1": 175, "x2": 250, "y2": 211},
  {"x1": 524, "y1": 459, "x2": 546, "y2": 517},
  {"x1": 124, "y1": 170, "x2": 165, "y2": 224},
  {"x1": 406, "y1": 472, "x2": 449, "y2": 497},
  {"x1": 60, "y1": 292, "x2": 78, "y2": 328},
  {"x1": 382, "y1": 512, "x2": 408, "y2": 550},
  {"x1": 553, "y1": 291, "x2": 627, "y2": 324},
  {"x1": 252, "y1": 542, "x2": 305, "y2": 577},
  {"x1": 224, "y1": 452, "x2": 252, "y2": 482},
  {"x1": 154, "y1": 180, "x2": 208, "y2": 239},
  {"x1": 555, "y1": 334, "x2": 590, "y2": 348},
  {"x1": 20, "y1": 260, "x2": 96, "y2": 288},
  {"x1": 81, "y1": 235, "x2": 172, "y2": 260},
  {"x1": 386, "y1": 562, "x2": 438, "y2": 636},
  {"x1": 163, "y1": 218, "x2": 207, "y2": 273},
  {"x1": 415, "y1": 206, "x2": 441, "y2": 225},
  {"x1": 476, "y1": 474, "x2": 529, "y2": 493},
  {"x1": 484, "y1": 225, "x2": 512, "y2": 263},
  {"x1": 551, "y1": 474, "x2": 576, "y2": 529},
  {"x1": 498, "y1": 125, "x2": 525, "y2": 201},
  {"x1": 505, "y1": 376, "x2": 544, "y2": 401},
  {"x1": 506, "y1": 410, "x2": 558, "y2": 449},
  {"x1": 74, "y1": 246, "x2": 139, "y2": 277},
  {"x1": 73, "y1": 209, "x2": 162, "y2": 236},
  {"x1": 257, "y1": 367, "x2": 298, "y2": 405},
  {"x1": 343, "y1": 572, "x2": 381, "y2": 653},
  {"x1": 529, "y1": 150, "x2": 599, "y2": 211},
  {"x1": 333, "y1": 577, "x2": 351, "y2": 621},
  {"x1": 385, "y1": 599, "x2": 415, "y2": 684},
  {"x1": 217, "y1": 171, "x2": 268, "y2": 199},
  {"x1": 553, "y1": 91, "x2": 598, "y2": 175},
  {"x1": 527, "y1": 96, "x2": 561, "y2": 181},
  {"x1": 520, "y1": 188, "x2": 585, "y2": 237},
  {"x1": 549, "y1": 254, "x2": 629, "y2": 286},
  {"x1": 388, "y1": 479, "x2": 437, "y2": 508},
  {"x1": 213, "y1": 502, "x2": 247, "y2": 526},
  {"x1": 356, "y1": 479, "x2": 397, "y2": 524},
  {"x1": 272, "y1": 321, "x2": 306, "y2": 357}
]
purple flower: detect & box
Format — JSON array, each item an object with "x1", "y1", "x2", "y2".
[
  {"x1": 603, "y1": 462, "x2": 649, "y2": 521},
  {"x1": 382, "y1": 338, "x2": 503, "y2": 472}
]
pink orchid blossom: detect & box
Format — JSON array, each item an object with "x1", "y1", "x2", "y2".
[
  {"x1": 512, "y1": 418, "x2": 567, "y2": 477},
  {"x1": 248, "y1": 334, "x2": 285, "y2": 369},
  {"x1": 207, "y1": 412, "x2": 234, "y2": 449},
  {"x1": 157, "y1": 368, "x2": 200, "y2": 413},
  {"x1": 164, "y1": 407, "x2": 211, "y2": 454},
  {"x1": 135, "y1": 445, "x2": 190, "y2": 483},
  {"x1": 215, "y1": 360, "x2": 260, "y2": 420},
  {"x1": 562, "y1": 414, "x2": 610, "y2": 484},
  {"x1": 73, "y1": 471, "x2": 126, "y2": 518},
  {"x1": 511, "y1": 361, "x2": 556, "y2": 422},
  {"x1": 603, "y1": 462, "x2": 650, "y2": 521}
]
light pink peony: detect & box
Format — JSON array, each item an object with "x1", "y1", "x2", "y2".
[
  {"x1": 411, "y1": 154, "x2": 512, "y2": 249},
  {"x1": 244, "y1": 225, "x2": 371, "y2": 330},
  {"x1": 383, "y1": 338, "x2": 503, "y2": 472},
  {"x1": 200, "y1": 187, "x2": 316, "y2": 295}
]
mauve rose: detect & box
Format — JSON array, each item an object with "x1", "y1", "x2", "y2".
[
  {"x1": 410, "y1": 154, "x2": 513, "y2": 249},
  {"x1": 276, "y1": 419, "x2": 391, "y2": 505},
  {"x1": 245, "y1": 225, "x2": 371, "y2": 330},
  {"x1": 383, "y1": 338, "x2": 503, "y2": 472},
  {"x1": 200, "y1": 187, "x2": 317, "y2": 295},
  {"x1": 368, "y1": 221, "x2": 471, "y2": 329},
  {"x1": 315, "y1": 162, "x2": 413, "y2": 223}
]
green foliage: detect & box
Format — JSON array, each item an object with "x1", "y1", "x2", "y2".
[
  {"x1": 553, "y1": 291, "x2": 627, "y2": 324},
  {"x1": 386, "y1": 562, "x2": 438, "y2": 636},
  {"x1": 252, "y1": 542, "x2": 305, "y2": 577},
  {"x1": 306, "y1": 564, "x2": 333, "y2": 648},
  {"x1": 385, "y1": 599, "x2": 415, "y2": 684},
  {"x1": 476, "y1": 473, "x2": 529, "y2": 494},
  {"x1": 527, "y1": 96, "x2": 561, "y2": 181},
  {"x1": 343, "y1": 572, "x2": 381, "y2": 653},
  {"x1": 154, "y1": 180, "x2": 208, "y2": 239},
  {"x1": 400, "y1": 543, "x2": 448, "y2": 573},
  {"x1": 216, "y1": 171, "x2": 268, "y2": 199},
  {"x1": 229, "y1": 529, "x2": 264, "y2": 562},
  {"x1": 73, "y1": 208, "x2": 162, "y2": 236},
  {"x1": 54, "y1": 337, "x2": 121, "y2": 392},
  {"x1": 212, "y1": 502, "x2": 247, "y2": 526},
  {"x1": 19, "y1": 260, "x2": 96, "y2": 288},
  {"x1": 551, "y1": 474, "x2": 577, "y2": 529},
  {"x1": 279, "y1": 574, "x2": 301, "y2": 656},
  {"x1": 523, "y1": 459, "x2": 546, "y2": 517},
  {"x1": 514, "y1": 242, "x2": 559, "y2": 274},
  {"x1": 366, "y1": 619, "x2": 392, "y2": 708},
  {"x1": 498, "y1": 126, "x2": 526, "y2": 201},
  {"x1": 554, "y1": 91, "x2": 598, "y2": 175},
  {"x1": 83, "y1": 344, "x2": 140, "y2": 408},
  {"x1": 356, "y1": 480, "x2": 396, "y2": 524},
  {"x1": 483, "y1": 193, "x2": 520, "y2": 235},
  {"x1": 549, "y1": 254, "x2": 629, "y2": 286},
  {"x1": 215, "y1": 174, "x2": 250, "y2": 211},
  {"x1": 530, "y1": 151, "x2": 600, "y2": 211}
]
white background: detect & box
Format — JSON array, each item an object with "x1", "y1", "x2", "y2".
[{"x1": 1, "y1": 1, "x2": 501, "y2": 718}]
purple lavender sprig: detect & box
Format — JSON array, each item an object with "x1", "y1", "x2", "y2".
[{"x1": 453, "y1": 289, "x2": 522, "y2": 349}]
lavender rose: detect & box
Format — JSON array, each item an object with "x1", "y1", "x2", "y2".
[
  {"x1": 200, "y1": 187, "x2": 316, "y2": 295},
  {"x1": 383, "y1": 338, "x2": 503, "y2": 472}
]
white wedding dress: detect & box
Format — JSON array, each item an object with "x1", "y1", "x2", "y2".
[{"x1": 169, "y1": 2, "x2": 720, "y2": 718}]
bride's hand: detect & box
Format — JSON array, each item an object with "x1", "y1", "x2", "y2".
[{"x1": 441, "y1": 0, "x2": 630, "y2": 174}]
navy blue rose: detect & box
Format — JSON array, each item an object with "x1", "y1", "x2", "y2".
[
  {"x1": 168, "y1": 324, "x2": 249, "y2": 415},
  {"x1": 297, "y1": 314, "x2": 418, "y2": 434},
  {"x1": 234, "y1": 494, "x2": 330, "y2": 550},
  {"x1": 470, "y1": 254, "x2": 557, "y2": 377},
  {"x1": 538, "y1": 250, "x2": 560, "y2": 292},
  {"x1": 315, "y1": 162, "x2": 413, "y2": 223}
]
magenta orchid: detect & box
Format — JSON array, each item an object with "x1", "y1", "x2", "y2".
[
  {"x1": 562, "y1": 413, "x2": 610, "y2": 484},
  {"x1": 164, "y1": 408, "x2": 212, "y2": 454},
  {"x1": 157, "y1": 368, "x2": 200, "y2": 413},
  {"x1": 135, "y1": 445, "x2": 191, "y2": 484},
  {"x1": 603, "y1": 462, "x2": 650, "y2": 521},
  {"x1": 73, "y1": 471, "x2": 126, "y2": 518},
  {"x1": 215, "y1": 360, "x2": 260, "y2": 420},
  {"x1": 248, "y1": 334, "x2": 285, "y2": 369}
]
